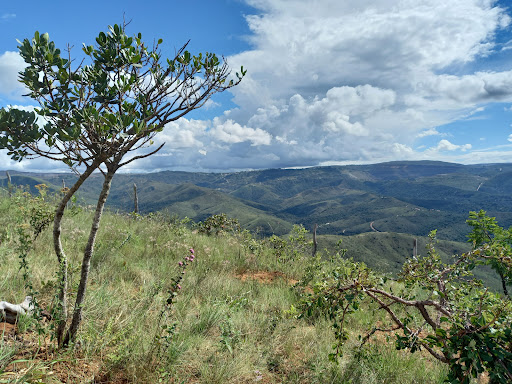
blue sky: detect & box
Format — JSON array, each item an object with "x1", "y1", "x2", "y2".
[{"x1": 1, "y1": 0, "x2": 512, "y2": 172}]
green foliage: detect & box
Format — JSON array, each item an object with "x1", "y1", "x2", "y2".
[
  {"x1": 2, "y1": 24, "x2": 244, "y2": 169},
  {"x1": 298, "y1": 254, "x2": 377, "y2": 361},
  {"x1": 265, "y1": 224, "x2": 312, "y2": 262},
  {"x1": 196, "y1": 213, "x2": 241, "y2": 236},
  {"x1": 0, "y1": 21, "x2": 245, "y2": 348},
  {"x1": 156, "y1": 248, "x2": 196, "y2": 359},
  {"x1": 219, "y1": 315, "x2": 241, "y2": 355},
  {"x1": 0, "y1": 338, "x2": 16, "y2": 375},
  {"x1": 0, "y1": 193, "x2": 451, "y2": 383},
  {"x1": 300, "y1": 218, "x2": 512, "y2": 383},
  {"x1": 10, "y1": 187, "x2": 57, "y2": 334},
  {"x1": 467, "y1": 209, "x2": 512, "y2": 295}
]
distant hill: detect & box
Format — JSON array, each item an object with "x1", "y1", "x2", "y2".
[{"x1": 3, "y1": 161, "x2": 512, "y2": 242}]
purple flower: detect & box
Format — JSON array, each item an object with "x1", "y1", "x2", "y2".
[
  {"x1": 177, "y1": 284, "x2": 182, "y2": 290},
  {"x1": 178, "y1": 261, "x2": 183, "y2": 266},
  {"x1": 189, "y1": 248, "x2": 195, "y2": 254}
]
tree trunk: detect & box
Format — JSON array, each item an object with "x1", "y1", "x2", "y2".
[
  {"x1": 499, "y1": 271, "x2": 509, "y2": 297},
  {"x1": 54, "y1": 161, "x2": 101, "y2": 346},
  {"x1": 133, "y1": 183, "x2": 138, "y2": 213},
  {"x1": 6, "y1": 171, "x2": 12, "y2": 197},
  {"x1": 63, "y1": 167, "x2": 116, "y2": 346},
  {"x1": 312, "y1": 224, "x2": 318, "y2": 257}
]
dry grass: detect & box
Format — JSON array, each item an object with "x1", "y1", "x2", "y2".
[{"x1": 0, "y1": 191, "x2": 451, "y2": 383}]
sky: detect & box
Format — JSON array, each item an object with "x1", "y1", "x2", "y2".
[{"x1": 1, "y1": 0, "x2": 512, "y2": 173}]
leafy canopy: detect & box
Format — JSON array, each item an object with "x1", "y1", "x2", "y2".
[{"x1": 0, "y1": 24, "x2": 245, "y2": 171}]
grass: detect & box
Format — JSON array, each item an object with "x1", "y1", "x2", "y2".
[{"x1": 0, "y1": 190, "x2": 451, "y2": 383}]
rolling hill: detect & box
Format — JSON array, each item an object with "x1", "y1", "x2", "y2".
[{"x1": 3, "y1": 160, "x2": 512, "y2": 246}]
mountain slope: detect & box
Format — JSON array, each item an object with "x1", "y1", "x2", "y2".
[{"x1": 3, "y1": 161, "x2": 512, "y2": 242}]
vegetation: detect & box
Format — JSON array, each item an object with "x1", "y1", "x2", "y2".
[
  {"x1": 0, "y1": 23, "x2": 244, "y2": 347},
  {"x1": 2, "y1": 183, "x2": 512, "y2": 383},
  {"x1": 300, "y1": 230, "x2": 512, "y2": 383},
  {"x1": 4, "y1": 161, "x2": 512, "y2": 242}
]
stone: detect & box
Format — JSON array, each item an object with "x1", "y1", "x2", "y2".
[{"x1": 0, "y1": 296, "x2": 34, "y2": 324}]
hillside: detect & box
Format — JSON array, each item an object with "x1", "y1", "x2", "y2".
[
  {"x1": 4, "y1": 161, "x2": 512, "y2": 243},
  {"x1": 0, "y1": 192, "x2": 453, "y2": 383}
]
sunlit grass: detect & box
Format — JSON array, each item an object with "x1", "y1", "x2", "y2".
[{"x1": 0, "y1": 191, "x2": 450, "y2": 383}]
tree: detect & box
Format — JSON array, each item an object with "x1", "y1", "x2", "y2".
[
  {"x1": 0, "y1": 23, "x2": 245, "y2": 346},
  {"x1": 299, "y1": 226, "x2": 512, "y2": 383},
  {"x1": 467, "y1": 209, "x2": 512, "y2": 296}
]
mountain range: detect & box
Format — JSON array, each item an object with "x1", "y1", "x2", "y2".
[
  {"x1": 3, "y1": 160, "x2": 512, "y2": 287},
  {"x1": 4, "y1": 161, "x2": 512, "y2": 239}
]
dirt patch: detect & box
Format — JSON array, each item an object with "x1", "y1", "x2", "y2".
[
  {"x1": 92, "y1": 370, "x2": 130, "y2": 384},
  {"x1": 0, "y1": 322, "x2": 16, "y2": 337},
  {"x1": 1, "y1": 329, "x2": 113, "y2": 383},
  {"x1": 238, "y1": 271, "x2": 298, "y2": 285}
]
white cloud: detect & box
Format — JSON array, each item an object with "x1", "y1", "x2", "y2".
[
  {"x1": 203, "y1": 99, "x2": 221, "y2": 110},
  {"x1": 199, "y1": 0, "x2": 511, "y2": 169},
  {"x1": 0, "y1": 52, "x2": 27, "y2": 100},
  {"x1": 428, "y1": 139, "x2": 472, "y2": 153},
  {"x1": 508, "y1": 134, "x2": 512, "y2": 143},
  {"x1": 417, "y1": 128, "x2": 444, "y2": 138},
  {"x1": 210, "y1": 118, "x2": 272, "y2": 146},
  {"x1": 418, "y1": 71, "x2": 512, "y2": 105},
  {"x1": 2, "y1": 0, "x2": 512, "y2": 172},
  {"x1": 229, "y1": 0, "x2": 510, "y2": 111},
  {"x1": 155, "y1": 119, "x2": 207, "y2": 150}
]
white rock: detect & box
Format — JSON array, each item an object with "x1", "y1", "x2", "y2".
[{"x1": 0, "y1": 296, "x2": 34, "y2": 324}]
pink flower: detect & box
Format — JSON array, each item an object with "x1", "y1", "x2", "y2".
[
  {"x1": 177, "y1": 284, "x2": 182, "y2": 290},
  {"x1": 178, "y1": 261, "x2": 183, "y2": 266},
  {"x1": 189, "y1": 248, "x2": 195, "y2": 254}
]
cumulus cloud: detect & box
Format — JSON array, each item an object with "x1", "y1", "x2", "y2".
[
  {"x1": 229, "y1": 0, "x2": 510, "y2": 109},
  {"x1": 427, "y1": 139, "x2": 472, "y2": 153},
  {"x1": 0, "y1": 52, "x2": 26, "y2": 100},
  {"x1": 210, "y1": 118, "x2": 272, "y2": 145},
  {"x1": 2, "y1": 0, "x2": 512, "y2": 172},
  {"x1": 417, "y1": 128, "x2": 445, "y2": 138},
  {"x1": 213, "y1": 0, "x2": 512, "y2": 169}
]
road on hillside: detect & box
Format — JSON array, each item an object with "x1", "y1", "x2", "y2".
[{"x1": 370, "y1": 221, "x2": 380, "y2": 232}]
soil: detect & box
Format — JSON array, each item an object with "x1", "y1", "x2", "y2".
[
  {"x1": 237, "y1": 270, "x2": 298, "y2": 285},
  {"x1": 0, "y1": 322, "x2": 128, "y2": 383},
  {"x1": 0, "y1": 322, "x2": 16, "y2": 337}
]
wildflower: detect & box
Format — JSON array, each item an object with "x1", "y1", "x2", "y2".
[
  {"x1": 189, "y1": 248, "x2": 195, "y2": 254},
  {"x1": 177, "y1": 284, "x2": 182, "y2": 290},
  {"x1": 178, "y1": 261, "x2": 183, "y2": 266}
]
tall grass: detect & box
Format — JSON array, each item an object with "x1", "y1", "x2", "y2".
[{"x1": 0, "y1": 190, "x2": 449, "y2": 383}]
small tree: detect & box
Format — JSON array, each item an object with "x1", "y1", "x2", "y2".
[
  {"x1": 467, "y1": 209, "x2": 512, "y2": 296},
  {"x1": 300, "y1": 226, "x2": 512, "y2": 383},
  {"x1": 0, "y1": 23, "x2": 244, "y2": 346}
]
